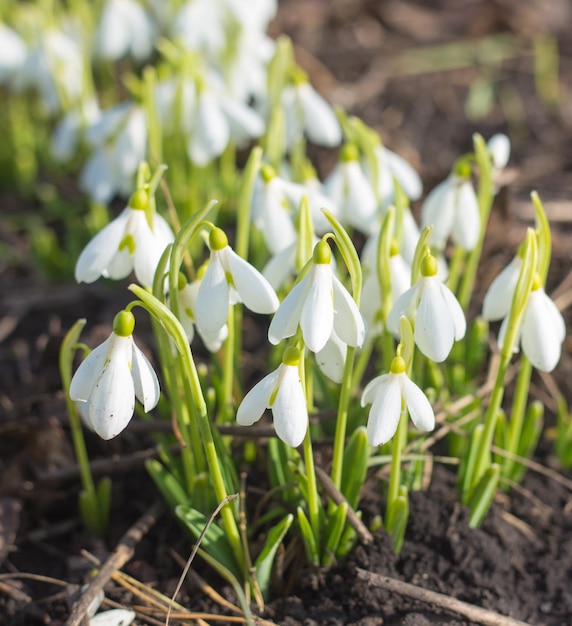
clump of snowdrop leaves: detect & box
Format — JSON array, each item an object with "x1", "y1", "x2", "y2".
[
  {"x1": 237, "y1": 346, "x2": 308, "y2": 447},
  {"x1": 362, "y1": 353, "x2": 435, "y2": 446},
  {"x1": 69, "y1": 310, "x2": 160, "y2": 440},
  {"x1": 194, "y1": 226, "x2": 279, "y2": 337},
  {"x1": 75, "y1": 187, "x2": 174, "y2": 288},
  {"x1": 388, "y1": 247, "x2": 466, "y2": 362},
  {"x1": 268, "y1": 239, "x2": 365, "y2": 354}
]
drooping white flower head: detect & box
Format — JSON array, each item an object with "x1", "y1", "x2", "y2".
[
  {"x1": 387, "y1": 251, "x2": 466, "y2": 362},
  {"x1": 94, "y1": 0, "x2": 157, "y2": 62},
  {"x1": 195, "y1": 227, "x2": 279, "y2": 336},
  {"x1": 421, "y1": 168, "x2": 480, "y2": 251},
  {"x1": 177, "y1": 272, "x2": 229, "y2": 352},
  {"x1": 368, "y1": 144, "x2": 423, "y2": 207},
  {"x1": 487, "y1": 133, "x2": 511, "y2": 170},
  {"x1": 282, "y1": 73, "x2": 342, "y2": 148},
  {"x1": 237, "y1": 346, "x2": 308, "y2": 447},
  {"x1": 15, "y1": 28, "x2": 84, "y2": 115},
  {"x1": 268, "y1": 240, "x2": 365, "y2": 353},
  {"x1": 70, "y1": 311, "x2": 160, "y2": 440},
  {"x1": 324, "y1": 144, "x2": 378, "y2": 235},
  {"x1": 482, "y1": 254, "x2": 523, "y2": 322},
  {"x1": 80, "y1": 103, "x2": 148, "y2": 204},
  {"x1": 361, "y1": 354, "x2": 435, "y2": 446},
  {"x1": 50, "y1": 98, "x2": 101, "y2": 163},
  {"x1": 0, "y1": 24, "x2": 26, "y2": 85},
  {"x1": 251, "y1": 166, "x2": 298, "y2": 255},
  {"x1": 75, "y1": 187, "x2": 175, "y2": 287},
  {"x1": 498, "y1": 277, "x2": 566, "y2": 372}
]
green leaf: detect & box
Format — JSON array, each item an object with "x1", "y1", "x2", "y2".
[
  {"x1": 511, "y1": 401, "x2": 543, "y2": 484},
  {"x1": 254, "y1": 514, "x2": 293, "y2": 600},
  {"x1": 176, "y1": 505, "x2": 242, "y2": 579},
  {"x1": 468, "y1": 464, "x2": 500, "y2": 528},
  {"x1": 96, "y1": 477, "x2": 112, "y2": 533},
  {"x1": 323, "y1": 502, "x2": 348, "y2": 565},
  {"x1": 146, "y1": 459, "x2": 190, "y2": 510},
  {"x1": 296, "y1": 507, "x2": 319, "y2": 566},
  {"x1": 340, "y1": 426, "x2": 369, "y2": 509},
  {"x1": 459, "y1": 423, "x2": 484, "y2": 503}
]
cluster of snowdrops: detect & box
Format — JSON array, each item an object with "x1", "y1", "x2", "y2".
[{"x1": 1, "y1": 0, "x2": 567, "y2": 621}]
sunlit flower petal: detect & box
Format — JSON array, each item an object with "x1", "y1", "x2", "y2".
[
  {"x1": 195, "y1": 253, "x2": 229, "y2": 335},
  {"x1": 236, "y1": 370, "x2": 280, "y2": 426},
  {"x1": 272, "y1": 365, "x2": 308, "y2": 447},
  {"x1": 482, "y1": 256, "x2": 522, "y2": 321},
  {"x1": 366, "y1": 375, "x2": 402, "y2": 446},
  {"x1": 300, "y1": 264, "x2": 334, "y2": 352},
  {"x1": 132, "y1": 344, "x2": 161, "y2": 411}
]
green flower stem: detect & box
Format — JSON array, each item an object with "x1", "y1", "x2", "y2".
[
  {"x1": 502, "y1": 355, "x2": 532, "y2": 480},
  {"x1": 471, "y1": 230, "x2": 536, "y2": 486},
  {"x1": 447, "y1": 246, "x2": 466, "y2": 295},
  {"x1": 59, "y1": 319, "x2": 105, "y2": 535},
  {"x1": 301, "y1": 355, "x2": 320, "y2": 539},
  {"x1": 128, "y1": 286, "x2": 245, "y2": 571},
  {"x1": 331, "y1": 346, "x2": 357, "y2": 488},
  {"x1": 221, "y1": 304, "x2": 236, "y2": 423},
  {"x1": 386, "y1": 409, "x2": 408, "y2": 530},
  {"x1": 457, "y1": 134, "x2": 494, "y2": 310}
]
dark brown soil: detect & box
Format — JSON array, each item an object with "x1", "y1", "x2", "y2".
[{"x1": 2, "y1": 1, "x2": 572, "y2": 625}]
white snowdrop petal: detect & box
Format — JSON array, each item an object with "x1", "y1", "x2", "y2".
[
  {"x1": 482, "y1": 257, "x2": 521, "y2": 321},
  {"x1": 105, "y1": 246, "x2": 133, "y2": 281},
  {"x1": 421, "y1": 178, "x2": 455, "y2": 249},
  {"x1": 439, "y1": 283, "x2": 466, "y2": 340},
  {"x1": 297, "y1": 83, "x2": 342, "y2": 147},
  {"x1": 268, "y1": 276, "x2": 310, "y2": 345},
  {"x1": 521, "y1": 290, "x2": 563, "y2": 372},
  {"x1": 69, "y1": 337, "x2": 113, "y2": 402},
  {"x1": 222, "y1": 99, "x2": 264, "y2": 145},
  {"x1": 131, "y1": 344, "x2": 160, "y2": 411},
  {"x1": 300, "y1": 265, "x2": 334, "y2": 353},
  {"x1": 89, "y1": 336, "x2": 135, "y2": 440},
  {"x1": 361, "y1": 374, "x2": 390, "y2": 408},
  {"x1": 452, "y1": 181, "x2": 480, "y2": 250},
  {"x1": 543, "y1": 290, "x2": 566, "y2": 343},
  {"x1": 332, "y1": 275, "x2": 365, "y2": 348},
  {"x1": 272, "y1": 366, "x2": 308, "y2": 447},
  {"x1": 497, "y1": 314, "x2": 520, "y2": 354},
  {"x1": 224, "y1": 248, "x2": 279, "y2": 314},
  {"x1": 262, "y1": 244, "x2": 296, "y2": 291},
  {"x1": 237, "y1": 370, "x2": 279, "y2": 426},
  {"x1": 390, "y1": 254, "x2": 412, "y2": 302},
  {"x1": 384, "y1": 148, "x2": 423, "y2": 201},
  {"x1": 366, "y1": 375, "x2": 402, "y2": 446},
  {"x1": 402, "y1": 376, "x2": 435, "y2": 432},
  {"x1": 315, "y1": 332, "x2": 346, "y2": 384},
  {"x1": 259, "y1": 181, "x2": 297, "y2": 255},
  {"x1": 75, "y1": 209, "x2": 130, "y2": 283},
  {"x1": 195, "y1": 254, "x2": 230, "y2": 336},
  {"x1": 400, "y1": 208, "x2": 421, "y2": 266},
  {"x1": 89, "y1": 608, "x2": 136, "y2": 626},
  {"x1": 344, "y1": 162, "x2": 378, "y2": 234},
  {"x1": 199, "y1": 324, "x2": 228, "y2": 353},
  {"x1": 488, "y1": 133, "x2": 511, "y2": 169},
  {"x1": 188, "y1": 93, "x2": 229, "y2": 165},
  {"x1": 415, "y1": 277, "x2": 455, "y2": 362},
  {"x1": 387, "y1": 284, "x2": 420, "y2": 336}
]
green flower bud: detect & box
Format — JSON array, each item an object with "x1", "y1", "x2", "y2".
[
  {"x1": 209, "y1": 227, "x2": 228, "y2": 251},
  {"x1": 340, "y1": 143, "x2": 359, "y2": 162},
  {"x1": 390, "y1": 355, "x2": 406, "y2": 375},
  {"x1": 128, "y1": 188, "x2": 149, "y2": 211},
  {"x1": 420, "y1": 253, "x2": 438, "y2": 277},
  {"x1": 313, "y1": 240, "x2": 332, "y2": 265},
  {"x1": 282, "y1": 346, "x2": 302, "y2": 366}
]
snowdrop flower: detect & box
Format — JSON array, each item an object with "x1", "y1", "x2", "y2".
[
  {"x1": 324, "y1": 144, "x2": 378, "y2": 234},
  {"x1": 94, "y1": 0, "x2": 156, "y2": 62},
  {"x1": 177, "y1": 272, "x2": 228, "y2": 352},
  {"x1": 50, "y1": 98, "x2": 101, "y2": 163},
  {"x1": 369, "y1": 144, "x2": 423, "y2": 207},
  {"x1": 195, "y1": 227, "x2": 279, "y2": 336},
  {"x1": 0, "y1": 24, "x2": 26, "y2": 85},
  {"x1": 80, "y1": 103, "x2": 147, "y2": 204},
  {"x1": 387, "y1": 250, "x2": 466, "y2": 362},
  {"x1": 251, "y1": 166, "x2": 298, "y2": 254},
  {"x1": 498, "y1": 275, "x2": 565, "y2": 372},
  {"x1": 90, "y1": 609, "x2": 136, "y2": 625},
  {"x1": 421, "y1": 165, "x2": 479, "y2": 251},
  {"x1": 487, "y1": 133, "x2": 511, "y2": 170},
  {"x1": 15, "y1": 29, "x2": 84, "y2": 115},
  {"x1": 70, "y1": 311, "x2": 160, "y2": 440},
  {"x1": 237, "y1": 346, "x2": 307, "y2": 447},
  {"x1": 268, "y1": 240, "x2": 365, "y2": 353},
  {"x1": 75, "y1": 187, "x2": 174, "y2": 287},
  {"x1": 482, "y1": 254, "x2": 522, "y2": 321},
  {"x1": 185, "y1": 78, "x2": 264, "y2": 165},
  {"x1": 282, "y1": 71, "x2": 342, "y2": 148},
  {"x1": 361, "y1": 354, "x2": 435, "y2": 446}
]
